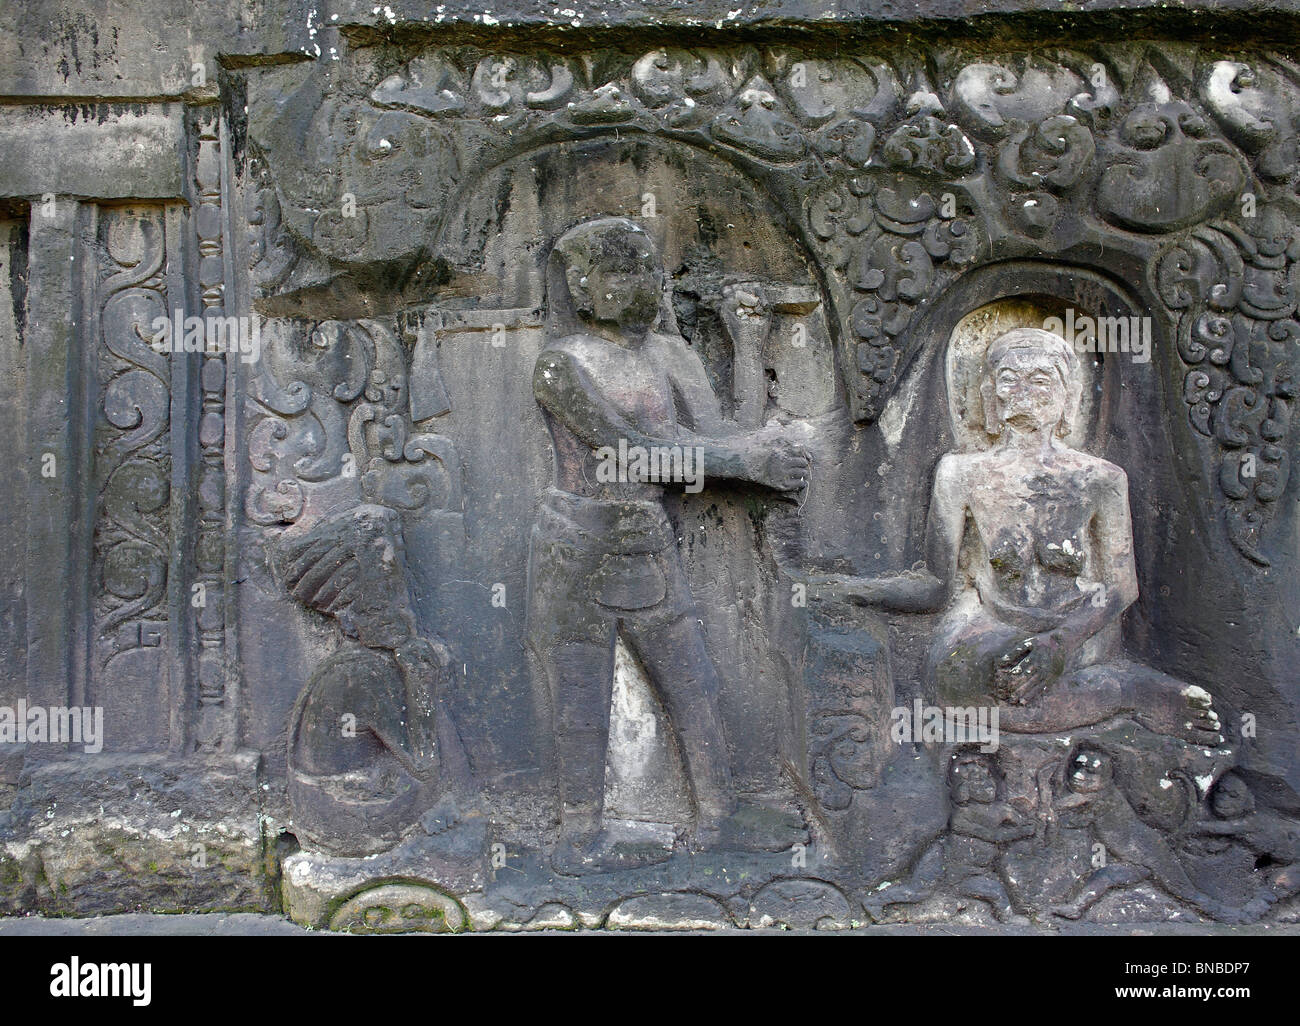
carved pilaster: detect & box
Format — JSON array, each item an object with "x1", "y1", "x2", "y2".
[{"x1": 191, "y1": 111, "x2": 232, "y2": 751}]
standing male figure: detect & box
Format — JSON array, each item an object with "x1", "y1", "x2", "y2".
[{"x1": 527, "y1": 217, "x2": 809, "y2": 872}]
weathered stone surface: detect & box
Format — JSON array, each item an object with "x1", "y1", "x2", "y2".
[
  {"x1": 0, "y1": 106, "x2": 186, "y2": 199},
  {"x1": 0, "y1": 753, "x2": 267, "y2": 915},
  {"x1": 327, "y1": 881, "x2": 466, "y2": 933},
  {"x1": 280, "y1": 804, "x2": 486, "y2": 927},
  {"x1": 606, "y1": 892, "x2": 734, "y2": 931},
  {"x1": 747, "y1": 877, "x2": 859, "y2": 930},
  {"x1": 1, "y1": 1, "x2": 1299, "y2": 933}
]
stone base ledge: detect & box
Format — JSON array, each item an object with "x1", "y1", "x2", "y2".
[{"x1": 0, "y1": 751, "x2": 271, "y2": 916}]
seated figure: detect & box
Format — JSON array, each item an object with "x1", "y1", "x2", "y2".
[
  {"x1": 1037, "y1": 744, "x2": 1254, "y2": 922},
  {"x1": 815, "y1": 327, "x2": 1221, "y2": 744},
  {"x1": 1184, "y1": 771, "x2": 1300, "y2": 906},
  {"x1": 278, "y1": 504, "x2": 450, "y2": 856},
  {"x1": 864, "y1": 748, "x2": 1034, "y2": 924}
]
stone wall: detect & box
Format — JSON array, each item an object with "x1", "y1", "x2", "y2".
[{"x1": 1, "y1": 1, "x2": 1298, "y2": 930}]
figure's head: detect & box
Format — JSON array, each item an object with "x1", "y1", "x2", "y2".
[
  {"x1": 1066, "y1": 744, "x2": 1113, "y2": 794},
  {"x1": 1210, "y1": 771, "x2": 1255, "y2": 820},
  {"x1": 549, "y1": 217, "x2": 663, "y2": 332},
  {"x1": 981, "y1": 327, "x2": 1082, "y2": 440},
  {"x1": 950, "y1": 749, "x2": 998, "y2": 805}
]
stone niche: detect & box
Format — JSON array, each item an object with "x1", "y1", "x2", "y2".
[{"x1": 1, "y1": 0, "x2": 1299, "y2": 932}]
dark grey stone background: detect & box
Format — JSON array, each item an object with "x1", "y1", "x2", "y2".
[{"x1": 1, "y1": 0, "x2": 1298, "y2": 931}]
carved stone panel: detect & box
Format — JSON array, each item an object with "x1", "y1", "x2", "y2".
[{"x1": 1, "y1": 4, "x2": 1299, "y2": 933}]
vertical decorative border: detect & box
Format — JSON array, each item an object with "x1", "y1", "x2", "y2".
[
  {"x1": 219, "y1": 111, "x2": 246, "y2": 756},
  {"x1": 191, "y1": 109, "x2": 231, "y2": 752},
  {"x1": 89, "y1": 204, "x2": 174, "y2": 750}
]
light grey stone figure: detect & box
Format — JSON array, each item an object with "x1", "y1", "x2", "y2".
[
  {"x1": 527, "y1": 216, "x2": 810, "y2": 872},
  {"x1": 815, "y1": 327, "x2": 1223, "y2": 744}
]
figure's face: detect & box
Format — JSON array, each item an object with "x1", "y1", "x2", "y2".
[
  {"x1": 990, "y1": 347, "x2": 1068, "y2": 435},
  {"x1": 953, "y1": 758, "x2": 997, "y2": 804},
  {"x1": 1212, "y1": 775, "x2": 1253, "y2": 819},
  {"x1": 584, "y1": 233, "x2": 662, "y2": 330}
]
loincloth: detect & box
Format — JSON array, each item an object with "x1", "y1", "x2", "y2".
[{"x1": 526, "y1": 487, "x2": 694, "y2": 633}]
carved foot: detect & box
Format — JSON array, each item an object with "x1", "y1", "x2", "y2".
[
  {"x1": 701, "y1": 801, "x2": 809, "y2": 853},
  {"x1": 1049, "y1": 900, "x2": 1087, "y2": 921},
  {"x1": 1200, "y1": 894, "x2": 1273, "y2": 926},
  {"x1": 1134, "y1": 683, "x2": 1223, "y2": 746},
  {"x1": 550, "y1": 827, "x2": 673, "y2": 876},
  {"x1": 862, "y1": 888, "x2": 923, "y2": 921}
]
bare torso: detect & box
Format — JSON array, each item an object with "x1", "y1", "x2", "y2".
[
  {"x1": 540, "y1": 330, "x2": 712, "y2": 500},
  {"x1": 946, "y1": 446, "x2": 1122, "y2": 630}
]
